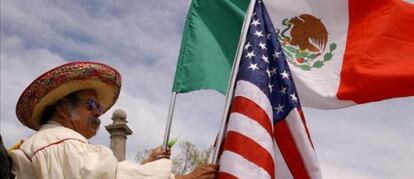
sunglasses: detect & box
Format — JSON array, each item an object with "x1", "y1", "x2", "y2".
[{"x1": 86, "y1": 99, "x2": 103, "y2": 114}]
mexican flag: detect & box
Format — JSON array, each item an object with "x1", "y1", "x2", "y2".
[{"x1": 173, "y1": 0, "x2": 414, "y2": 109}]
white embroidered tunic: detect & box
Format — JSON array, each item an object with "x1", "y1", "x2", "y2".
[{"x1": 9, "y1": 121, "x2": 175, "y2": 179}]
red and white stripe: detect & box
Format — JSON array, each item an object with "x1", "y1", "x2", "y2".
[{"x1": 219, "y1": 80, "x2": 322, "y2": 179}]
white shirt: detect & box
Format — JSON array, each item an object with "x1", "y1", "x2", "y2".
[{"x1": 9, "y1": 121, "x2": 175, "y2": 179}]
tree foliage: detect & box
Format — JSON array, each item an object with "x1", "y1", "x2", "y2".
[
  {"x1": 134, "y1": 149, "x2": 151, "y2": 163},
  {"x1": 135, "y1": 141, "x2": 213, "y2": 175}
]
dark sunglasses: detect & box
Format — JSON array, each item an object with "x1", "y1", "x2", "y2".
[{"x1": 86, "y1": 99, "x2": 103, "y2": 114}]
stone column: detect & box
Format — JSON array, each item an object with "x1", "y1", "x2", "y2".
[{"x1": 105, "y1": 109, "x2": 133, "y2": 161}]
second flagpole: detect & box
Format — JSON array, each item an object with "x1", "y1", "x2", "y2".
[
  {"x1": 209, "y1": 0, "x2": 257, "y2": 164},
  {"x1": 162, "y1": 92, "x2": 178, "y2": 149}
]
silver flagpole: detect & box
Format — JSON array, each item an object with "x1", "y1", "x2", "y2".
[
  {"x1": 162, "y1": 92, "x2": 178, "y2": 149},
  {"x1": 210, "y1": 0, "x2": 257, "y2": 164},
  {"x1": 162, "y1": 0, "x2": 193, "y2": 150}
]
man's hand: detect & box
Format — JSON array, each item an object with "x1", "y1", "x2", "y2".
[
  {"x1": 141, "y1": 146, "x2": 171, "y2": 164},
  {"x1": 176, "y1": 164, "x2": 218, "y2": 179}
]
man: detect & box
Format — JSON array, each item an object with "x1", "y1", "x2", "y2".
[{"x1": 9, "y1": 61, "x2": 217, "y2": 179}]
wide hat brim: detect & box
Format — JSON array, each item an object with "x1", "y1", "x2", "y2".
[{"x1": 16, "y1": 61, "x2": 122, "y2": 131}]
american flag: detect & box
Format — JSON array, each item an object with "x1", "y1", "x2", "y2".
[{"x1": 218, "y1": 1, "x2": 322, "y2": 179}]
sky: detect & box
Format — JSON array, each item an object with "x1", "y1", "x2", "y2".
[{"x1": 1, "y1": 0, "x2": 413, "y2": 178}]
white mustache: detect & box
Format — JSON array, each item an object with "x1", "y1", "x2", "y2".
[{"x1": 89, "y1": 117, "x2": 101, "y2": 126}]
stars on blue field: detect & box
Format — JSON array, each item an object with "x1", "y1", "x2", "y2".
[{"x1": 236, "y1": 1, "x2": 301, "y2": 123}]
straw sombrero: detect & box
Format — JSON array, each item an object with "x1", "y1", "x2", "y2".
[{"x1": 16, "y1": 61, "x2": 122, "y2": 130}]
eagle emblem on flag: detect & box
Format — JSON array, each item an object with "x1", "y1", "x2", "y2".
[{"x1": 277, "y1": 14, "x2": 337, "y2": 71}]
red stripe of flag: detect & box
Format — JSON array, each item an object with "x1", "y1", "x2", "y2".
[
  {"x1": 223, "y1": 131, "x2": 275, "y2": 179},
  {"x1": 274, "y1": 119, "x2": 310, "y2": 179},
  {"x1": 297, "y1": 108, "x2": 314, "y2": 149},
  {"x1": 218, "y1": 172, "x2": 239, "y2": 179},
  {"x1": 230, "y1": 96, "x2": 273, "y2": 136}
]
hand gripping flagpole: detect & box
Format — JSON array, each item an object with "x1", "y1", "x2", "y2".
[
  {"x1": 162, "y1": 92, "x2": 177, "y2": 149},
  {"x1": 210, "y1": 0, "x2": 257, "y2": 164}
]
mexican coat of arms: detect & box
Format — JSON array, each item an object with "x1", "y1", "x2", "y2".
[{"x1": 276, "y1": 14, "x2": 337, "y2": 71}]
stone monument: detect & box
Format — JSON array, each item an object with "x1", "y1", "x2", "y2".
[{"x1": 105, "y1": 109, "x2": 133, "y2": 161}]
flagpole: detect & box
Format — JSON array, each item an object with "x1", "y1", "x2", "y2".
[
  {"x1": 162, "y1": 92, "x2": 177, "y2": 149},
  {"x1": 210, "y1": 0, "x2": 257, "y2": 164}
]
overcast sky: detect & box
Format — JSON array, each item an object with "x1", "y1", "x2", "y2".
[{"x1": 1, "y1": 0, "x2": 413, "y2": 178}]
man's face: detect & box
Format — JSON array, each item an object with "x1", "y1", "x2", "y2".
[{"x1": 68, "y1": 90, "x2": 103, "y2": 139}]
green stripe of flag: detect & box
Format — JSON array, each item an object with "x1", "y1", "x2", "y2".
[{"x1": 172, "y1": 0, "x2": 249, "y2": 94}]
